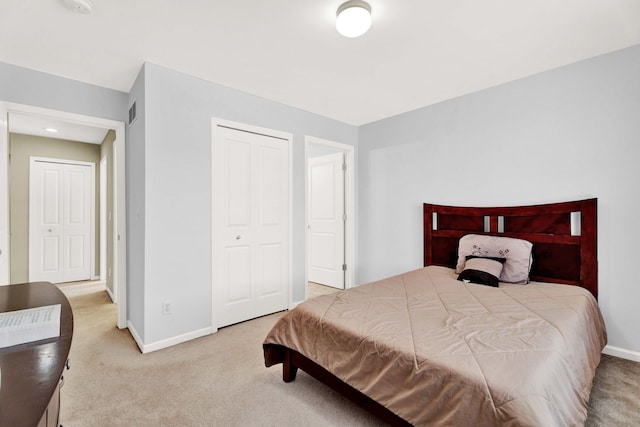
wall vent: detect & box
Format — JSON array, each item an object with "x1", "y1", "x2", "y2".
[{"x1": 128, "y1": 101, "x2": 137, "y2": 125}]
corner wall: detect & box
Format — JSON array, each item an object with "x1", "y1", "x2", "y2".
[
  {"x1": 139, "y1": 63, "x2": 358, "y2": 346},
  {"x1": 126, "y1": 66, "x2": 147, "y2": 341}
]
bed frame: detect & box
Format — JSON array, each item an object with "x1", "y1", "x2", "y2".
[
  {"x1": 424, "y1": 198, "x2": 598, "y2": 298},
  {"x1": 269, "y1": 198, "x2": 598, "y2": 425}
]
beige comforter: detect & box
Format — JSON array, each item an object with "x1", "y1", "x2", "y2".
[{"x1": 263, "y1": 266, "x2": 607, "y2": 426}]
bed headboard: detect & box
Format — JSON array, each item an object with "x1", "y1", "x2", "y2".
[{"x1": 423, "y1": 199, "x2": 598, "y2": 298}]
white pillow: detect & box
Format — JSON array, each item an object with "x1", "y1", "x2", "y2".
[{"x1": 456, "y1": 234, "x2": 533, "y2": 283}]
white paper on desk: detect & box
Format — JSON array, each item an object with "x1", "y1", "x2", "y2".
[{"x1": 0, "y1": 304, "x2": 61, "y2": 348}]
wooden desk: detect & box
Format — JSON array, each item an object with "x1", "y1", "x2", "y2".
[{"x1": 0, "y1": 282, "x2": 74, "y2": 427}]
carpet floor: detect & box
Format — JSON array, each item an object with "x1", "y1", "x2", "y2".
[{"x1": 59, "y1": 283, "x2": 640, "y2": 426}]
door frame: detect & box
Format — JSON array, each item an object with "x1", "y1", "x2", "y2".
[
  {"x1": 211, "y1": 117, "x2": 293, "y2": 330},
  {"x1": 0, "y1": 101, "x2": 128, "y2": 329},
  {"x1": 304, "y1": 136, "x2": 355, "y2": 298},
  {"x1": 28, "y1": 156, "x2": 96, "y2": 283},
  {"x1": 100, "y1": 155, "x2": 107, "y2": 280},
  {"x1": 99, "y1": 155, "x2": 110, "y2": 291}
]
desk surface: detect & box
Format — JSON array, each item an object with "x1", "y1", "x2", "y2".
[{"x1": 0, "y1": 282, "x2": 74, "y2": 427}]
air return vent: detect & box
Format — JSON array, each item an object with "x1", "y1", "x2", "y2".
[{"x1": 128, "y1": 101, "x2": 137, "y2": 125}]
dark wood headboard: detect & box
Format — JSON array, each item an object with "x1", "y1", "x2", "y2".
[{"x1": 423, "y1": 199, "x2": 598, "y2": 298}]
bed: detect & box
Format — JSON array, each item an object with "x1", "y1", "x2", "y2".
[{"x1": 263, "y1": 199, "x2": 607, "y2": 426}]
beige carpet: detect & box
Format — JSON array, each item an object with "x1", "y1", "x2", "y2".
[{"x1": 59, "y1": 284, "x2": 640, "y2": 426}]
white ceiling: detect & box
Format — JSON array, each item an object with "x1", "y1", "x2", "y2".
[
  {"x1": 9, "y1": 112, "x2": 109, "y2": 144},
  {"x1": 1, "y1": 0, "x2": 639, "y2": 126}
]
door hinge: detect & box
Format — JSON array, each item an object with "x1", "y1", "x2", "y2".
[
  {"x1": 342, "y1": 213, "x2": 347, "y2": 222},
  {"x1": 342, "y1": 161, "x2": 346, "y2": 171},
  {"x1": 342, "y1": 264, "x2": 347, "y2": 271}
]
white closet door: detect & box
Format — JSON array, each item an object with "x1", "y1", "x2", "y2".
[
  {"x1": 63, "y1": 165, "x2": 92, "y2": 282},
  {"x1": 30, "y1": 159, "x2": 92, "y2": 283},
  {"x1": 213, "y1": 124, "x2": 289, "y2": 328},
  {"x1": 308, "y1": 152, "x2": 345, "y2": 288}
]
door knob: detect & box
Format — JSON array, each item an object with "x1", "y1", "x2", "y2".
[{"x1": 236, "y1": 235, "x2": 241, "y2": 240}]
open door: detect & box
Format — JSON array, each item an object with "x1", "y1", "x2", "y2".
[{"x1": 308, "y1": 152, "x2": 345, "y2": 289}]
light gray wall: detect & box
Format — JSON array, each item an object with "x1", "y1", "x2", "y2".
[
  {"x1": 127, "y1": 67, "x2": 146, "y2": 339},
  {"x1": 0, "y1": 62, "x2": 127, "y2": 122},
  {"x1": 358, "y1": 44, "x2": 640, "y2": 352},
  {"x1": 139, "y1": 63, "x2": 358, "y2": 344},
  {"x1": 308, "y1": 143, "x2": 343, "y2": 157}
]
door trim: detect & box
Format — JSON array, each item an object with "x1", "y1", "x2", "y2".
[
  {"x1": 304, "y1": 136, "x2": 356, "y2": 299},
  {"x1": 0, "y1": 101, "x2": 128, "y2": 329},
  {"x1": 211, "y1": 117, "x2": 293, "y2": 331},
  {"x1": 100, "y1": 155, "x2": 114, "y2": 300},
  {"x1": 0, "y1": 106, "x2": 8, "y2": 286},
  {"x1": 29, "y1": 156, "x2": 96, "y2": 283}
]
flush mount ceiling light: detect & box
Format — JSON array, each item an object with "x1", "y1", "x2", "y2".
[
  {"x1": 336, "y1": 0, "x2": 372, "y2": 38},
  {"x1": 62, "y1": 0, "x2": 94, "y2": 14}
]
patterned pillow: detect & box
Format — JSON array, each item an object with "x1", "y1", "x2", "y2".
[
  {"x1": 456, "y1": 234, "x2": 533, "y2": 284},
  {"x1": 457, "y1": 256, "x2": 506, "y2": 287}
]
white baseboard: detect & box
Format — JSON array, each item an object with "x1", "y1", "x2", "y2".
[
  {"x1": 603, "y1": 345, "x2": 640, "y2": 363},
  {"x1": 140, "y1": 326, "x2": 215, "y2": 354},
  {"x1": 127, "y1": 321, "x2": 144, "y2": 353},
  {"x1": 105, "y1": 285, "x2": 116, "y2": 304}
]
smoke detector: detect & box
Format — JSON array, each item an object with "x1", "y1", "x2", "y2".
[{"x1": 62, "y1": 0, "x2": 94, "y2": 14}]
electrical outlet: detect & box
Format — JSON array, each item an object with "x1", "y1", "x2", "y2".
[{"x1": 162, "y1": 300, "x2": 172, "y2": 316}]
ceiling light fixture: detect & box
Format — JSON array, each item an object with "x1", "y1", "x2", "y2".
[
  {"x1": 62, "y1": 0, "x2": 94, "y2": 14},
  {"x1": 336, "y1": 0, "x2": 372, "y2": 38},
  {"x1": 44, "y1": 128, "x2": 59, "y2": 133}
]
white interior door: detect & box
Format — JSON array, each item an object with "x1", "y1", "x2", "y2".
[
  {"x1": 213, "y1": 123, "x2": 290, "y2": 328},
  {"x1": 308, "y1": 152, "x2": 345, "y2": 288},
  {"x1": 29, "y1": 158, "x2": 93, "y2": 283}
]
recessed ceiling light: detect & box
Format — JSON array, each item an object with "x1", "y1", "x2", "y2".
[
  {"x1": 336, "y1": 0, "x2": 372, "y2": 38},
  {"x1": 44, "y1": 128, "x2": 59, "y2": 133},
  {"x1": 62, "y1": 0, "x2": 94, "y2": 14}
]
